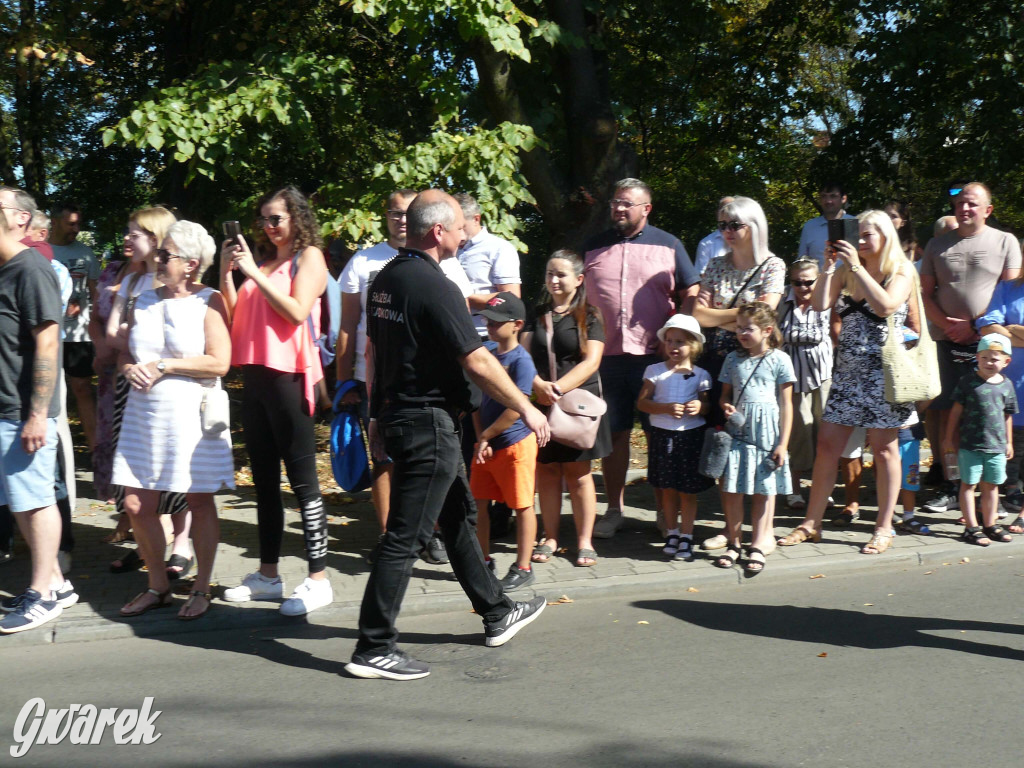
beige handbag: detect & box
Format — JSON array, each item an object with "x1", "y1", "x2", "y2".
[
  {"x1": 881, "y1": 274, "x2": 940, "y2": 404},
  {"x1": 543, "y1": 313, "x2": 607, "y2": 450}
]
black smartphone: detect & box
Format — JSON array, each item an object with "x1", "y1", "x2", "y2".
[
  {"x1": 222, "y1": 220, "x2": 242, "y2": 246},
  {"x1": 827, "y1": 218, "x2": 859, "y2": 246}
]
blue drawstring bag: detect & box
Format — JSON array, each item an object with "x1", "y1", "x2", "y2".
[{"x1": 331, "y1": 381, "x2": 371, "y2": 492}]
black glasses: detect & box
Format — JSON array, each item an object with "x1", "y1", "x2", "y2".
[
  {"x1": 717, "y1": 220, "x2": 747, "y2": 232},
  {"x1": 256, "y1": 215, "x2": 289, "y2": 228},
  {"x1": 791, "y1": 279, "x2": 816, "y2": 287},
  {"x1": 386, "y1": 210, "x2": 408, "y2": 221},
  {"x1": 155, "y1": 249, "x2": 184, "y2": 264}
]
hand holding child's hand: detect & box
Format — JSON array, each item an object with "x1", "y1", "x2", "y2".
[{"x1": 534, "y1": 380, "x2": 561, "y2": 407}]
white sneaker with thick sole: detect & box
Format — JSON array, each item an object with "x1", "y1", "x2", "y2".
[
  {"x1": 280, "y1": 577, "x2": 333, "y2": 616},
  {"x1": 593, "y1": 508, "x2": 623, "y2": 539},
  {"x1": 222, "y1": 572, "x2": 285, "y2": 603}
]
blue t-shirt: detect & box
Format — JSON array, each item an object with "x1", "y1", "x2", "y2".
[
  {"x1": 976, "y1": 280, "x2": 1024, "y2": 426},
  {"x1": 479, "y1": 342, "x2": 536, "y2": 450}
]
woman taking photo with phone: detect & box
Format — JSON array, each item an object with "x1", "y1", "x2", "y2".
[{"x1": 218, "y1": 186, "x2": 333, "y2": 616}]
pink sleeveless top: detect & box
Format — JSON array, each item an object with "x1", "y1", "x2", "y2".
[{"x1": 231, "y1": 258, "x2": 323, "y2": 415}]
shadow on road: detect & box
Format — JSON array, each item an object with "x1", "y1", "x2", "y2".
[{"x1": 632, "y1": 599, "x2": 1024, "y2": 661}]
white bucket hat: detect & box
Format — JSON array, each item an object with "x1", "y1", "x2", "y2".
[{"x1": 657, "y1": 313, "x2": 706, "y2": 344}]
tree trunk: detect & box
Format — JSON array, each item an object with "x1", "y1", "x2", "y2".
[{"x1": 14, "y1": 0, "x2": 47, "y2": 202}]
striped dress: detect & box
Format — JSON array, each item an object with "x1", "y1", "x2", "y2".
[{"x1": 112, "y1": 287, "x2": 235, "y2": 494}]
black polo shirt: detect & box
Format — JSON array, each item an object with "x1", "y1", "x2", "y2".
[{"x1": 367, "y1": 248, "x2": 482, "y2": 417}]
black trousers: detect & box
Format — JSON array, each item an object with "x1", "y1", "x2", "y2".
[
  {"x1": 355, "y1": 406, "x2": 513, "y2": 654},
  {"x1": 241, "y1": 365, "x2": 327, "y2": 573}
]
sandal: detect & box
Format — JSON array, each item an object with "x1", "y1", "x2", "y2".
[
  {"x1": 575, "y1": 548, "x2": 598, "y2": 567},
  {"x1": 531, "y1": 542, "x2": 555, "y2": 563},
  {"x1": 109, "y1": 549, "x2": 143, "y2": 574},
  {"x1": 674, "y1": 537, "x2": 695, "y2": 562},
  {"x1": 831, "y1": 507, "x2": 859, "y2": 527},
  {"x1": 896, "y1": 518, "x2": 932, "y2": 535},
  {"x1": 777, "y1": 526, "x2": 821, "y2": 546},
  {"x1": 982, "y1": 524, "x2": 1012, "y2": 543},
  {"x1": 712, "y1": 545, "x2": 741, "y2": 569},
  {"x1": 962, "y1": 526, "x2": 991, "y2": 546},
  {"x1": 119, "y1": 587, "x2": 172, "y2": 617},
  {"x1": 102, "y1": 527, "x2": 134, "y2": 544},
  {"x1": 860, "y1": 530, "x2": 894, "y2": 555},
  {"x1": 178, "y1": 590, "x2": 212, "y2": 621},
  {"x1": 1008, "y1": 516, "x2": 1024, "y2": 535},
  {"x1": 743, "y1": 547, "x2": 766, "y2": 577},
  {"x1": 166, "y1": 554, "x2": 194, "y2": 581}
]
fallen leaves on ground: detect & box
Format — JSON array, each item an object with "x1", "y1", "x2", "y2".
[
  {"x1": 637, "y1": 620, "x2": 649, "y2": 625},
  {"x1": 817, "y1": 652, "x2": 828, "y2": 658},
  {"x1": 546, "y1": 595, "x2": 574, "y2": 606},
  {"x1": 686, "y1": 587, "x2": 699, "y2": 593},
  {"x1": 810, "y1": 573, "x2": 826, "y2": 579}
]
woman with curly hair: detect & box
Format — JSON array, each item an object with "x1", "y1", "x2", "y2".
[{"x1": 218, "y1": 186, "x2": 333, "y2": 616}]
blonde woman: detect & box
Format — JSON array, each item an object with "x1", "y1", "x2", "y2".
[{"x1": 779, "y1": 210, "x2": 915, "y2": 554}]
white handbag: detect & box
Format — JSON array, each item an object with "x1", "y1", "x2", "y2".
[{"x1": 200, "y1": 378, "x2": 230, "y2": 436}]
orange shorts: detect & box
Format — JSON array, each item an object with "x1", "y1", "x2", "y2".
[{"x1": 470, "y1": 433, "x2": 537, "y2": 509}]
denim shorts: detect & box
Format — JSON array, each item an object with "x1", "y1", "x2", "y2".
[
  {"x1": 599, "y1": 354, "x2": 659, "y2": 433},
  {"x1": 958, "y1": 448, "x2": 1006, "y2": 487},
  {"x1": 0, "y1": 418, "x2": 58, "y2": 512}
]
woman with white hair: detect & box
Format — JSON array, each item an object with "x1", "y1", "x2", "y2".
[
  {"x1": 692, "y1": 196, "x2": 786, "y2": 548},
  {"x1": 112, "y1": 220, "x2": 234, "y2": 620},
  {"x1": 778, "y1": 210, "x2": 915, "y2": 554}
]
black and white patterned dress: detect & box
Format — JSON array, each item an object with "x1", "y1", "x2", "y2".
[{"x1": 823, "y1": 293, "x2": 915, "y2": 429}]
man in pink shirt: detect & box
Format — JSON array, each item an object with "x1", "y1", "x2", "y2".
[{"x1": 584, "y1": 178, "x2": 700, "y2": 537}]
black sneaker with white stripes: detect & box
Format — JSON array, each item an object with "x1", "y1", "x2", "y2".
[
  {"x1": 345, "y1": 649, "x2": 430, "y2": 680},
  {"x1": 0, "y1": 589, "x2": 62, "y2": 634},
  {"x1": 484, "y1": 595, "x2": 546, "y2": 647},
  {"x1": 2, "y1": 581, "x2": 78, "y2": 612}
]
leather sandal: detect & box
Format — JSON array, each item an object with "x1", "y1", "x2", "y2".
[
  {"x1": 712, "y1": 545, "x2": 741, "y2": 569},
  {"x1": 962, "y1": 526, "x2": 991, "y2": 546},
  {"x1": 982, "y1": 524, "x2": 1012, "y2": 543},
  {"x1": 743, "y1": 547, "x2": 766, "y2": 577},
  {"x1": 860, "y1": 530, "x2": 894, "y2": 555},
  {"x1": 178, "y1": 591, "x2": 212, "y2": 621},
  {"x1": 1008, "y1": 516, "x2": 1024, "y2": 534},
  {"x1": 777, "y1": 526, "x2": 821, "y2": 546},
  {"x1": 119, "y1": 587, "x2": 172, "y2": 617}
]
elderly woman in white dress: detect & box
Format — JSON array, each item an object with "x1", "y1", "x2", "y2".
[{"x1": 112, "y1": 220, "x2": 234, "y2": 620}]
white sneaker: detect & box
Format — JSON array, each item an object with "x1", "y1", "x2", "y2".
[
  {"x1": 280, "y1": 577, "x2": 333, "y2": 617},
  {"x1": 222, "y1": 572, "x2": 285, "y2": 603},
  {"x1": 594, "y1": 508, "x2": 623, "y2": 539}
]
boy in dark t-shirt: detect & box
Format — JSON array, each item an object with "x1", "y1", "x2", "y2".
[
  {"x1": 471, "y1": 293, "x2": 539, "y2": 592},
  {"x1": 944, "y1": 334, "x2": 1019, "y2": 545}
]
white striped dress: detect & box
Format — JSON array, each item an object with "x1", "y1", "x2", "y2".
[{"x1": 112, "y1": 287, "x2": 235, "y2": 494}]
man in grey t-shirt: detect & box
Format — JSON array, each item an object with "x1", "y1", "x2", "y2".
[{"x1": 919, "y1": 182, "x2": 1022, "y2": 512}]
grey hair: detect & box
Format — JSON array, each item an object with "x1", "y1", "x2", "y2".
[
  {"x1": 30, "y1": 210, "x2": 50, "y2": 230},
  {"x1": 720, "y1": 196, "x2": 774, "y2": 265},
  {"x1": 453, "y1": 192, "x2": 481, "y2": 218},
  {"x1": 614, "y1": 178, "x2": 652, "y2": 201},
  {"x1": 406, "y1": 195, "x2": 456, "y2": 240},
  {"x1": 0, "y1": 186, "x2": 37, "y2": 216},
  {"x1": 166, "y1": 220, "x2": 216, "y2": 273}
]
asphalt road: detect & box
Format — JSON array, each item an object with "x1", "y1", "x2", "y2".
[{"x1": 2, "y1": 555, "x2": 1023, "y2": 767}]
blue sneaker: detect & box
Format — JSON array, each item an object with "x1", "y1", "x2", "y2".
[{"x1": 0, "y1": 589, "x2": 62, "y2": 634}]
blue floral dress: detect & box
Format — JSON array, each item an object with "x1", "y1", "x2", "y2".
[{"x1": 719, "y1": 348, "x2": 796, "y2": 495}]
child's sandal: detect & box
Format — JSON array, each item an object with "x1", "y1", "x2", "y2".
[
  {"x1": 962, "y1": 526, "x2": 991, "y2": 546},
  {"x1": 982, "y1": 524, "x2": 1012, "y2": 543}
]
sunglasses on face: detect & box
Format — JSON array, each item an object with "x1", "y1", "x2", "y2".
[
  {"x1": 256, "y1": 215, "x2": 289, "y2": 228},
  {"x1": 791, "y1": 279, "x2": 816, "y2": 287},
  {"x1": 717, "y1": 220, "x2": 747, "y2": 232},
  {"x1": 155, "y1": 249, "x2": 184, "y2": 264}
]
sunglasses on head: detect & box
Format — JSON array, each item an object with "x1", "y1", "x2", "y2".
[{"x1": 717, "y1": 220, "x2": 746, "y2": 232}]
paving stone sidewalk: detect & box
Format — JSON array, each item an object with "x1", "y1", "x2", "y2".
[{"x1": 1, "y1": 459, "x2": 1020, "y2": 648}]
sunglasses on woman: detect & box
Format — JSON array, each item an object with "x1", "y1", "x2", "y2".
[
  {"x1": 155, "y1": 249, "x2": 185, "y2": 264},
  {"x1": 717, "y1": 220, "x2": 747, "y2": 232},
  {"x1": 256, "y1": 215, "x2": 290, "y2": 228},
  {"x1": 791, "y1": 279, "x2": 816, "y2": 287}
]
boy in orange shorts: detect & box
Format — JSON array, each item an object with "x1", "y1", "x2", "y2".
[{"x1": 471, "y1": 293, "x2": 539, "y2": 591}]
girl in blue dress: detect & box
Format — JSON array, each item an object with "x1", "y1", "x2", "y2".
[{"x1": 715, "y1": 302, "x2": 795, "y2": 575}]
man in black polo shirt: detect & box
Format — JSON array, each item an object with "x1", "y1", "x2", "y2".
[{"x1": 345, "y1": 190, "x2": 550, "y2": 681}]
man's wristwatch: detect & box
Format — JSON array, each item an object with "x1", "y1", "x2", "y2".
[{"x1": 156, "y1": 359, "x2": 167, "y2": 373}]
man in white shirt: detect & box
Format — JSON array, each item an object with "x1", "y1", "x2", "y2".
[
  {"x1": 693, "y1": 196, "x2": 734, "y2": 275},
  {"x1": 454, "y1": 193, "x2": 521, "y2": 337},
  {"x1": 797, "y1": 182, "x2": 857, "y2": 267}
]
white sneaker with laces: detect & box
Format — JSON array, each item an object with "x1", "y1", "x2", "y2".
[
  {"x1": 222, "y1": 572, "x2": 285, "y2": 603},
  {"x1": 280, "y1": 577, "x2": 333, "y2": 616}
]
